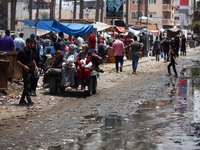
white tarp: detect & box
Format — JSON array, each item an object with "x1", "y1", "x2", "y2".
[
  {"x1": 139, "y1": 16, "x2": 155, "y2": 25},
  {"x1": 92, "y1": 22, "x2": 111, "y2": 32}
]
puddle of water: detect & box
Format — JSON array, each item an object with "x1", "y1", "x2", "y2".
[{"x1": 47, "y1": 67, "x2": 200, "y2": 150}]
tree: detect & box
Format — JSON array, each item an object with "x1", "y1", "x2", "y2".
[
  {"x1": 50, "y1": 0, "x2": 55, "y2": 19},
  {"x1": 59, "y1": 0, "x2": 62, "y2": 20},
  {"x1": 126, "y1": 0, "x2": 129, "y2": 24},
  {"x1": 100, "y1": 0, "x2": 103, "y2": 22},
  {"x1": 39, "y1": 12, "x2": 49, "y2": 19},
  {"x1": 11, "y1": 0, "x2": 17, "y2": 31},
  {"x1": 0, "y1": 0, "x2": 8, "y2": 30},
  {"x1": 95, "y1": 0, "x2": 100, "y2": 21},
  {"x1": 29, "y1": 0, "x2": 32, "y2": 20},
  {"x1": 79, "y1": 0, "x2": 83, "y2": 19},
  {"x1": 36, "y1": 0, "x2": 40, "y2": 20},
  {"x1": 73, "y1": 0, "x2": 77, "y2": 19}
]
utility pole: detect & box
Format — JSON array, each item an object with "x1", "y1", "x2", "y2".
[
  {"x1": 192, "y1": 0, "x2": 196, "y2": 33},
  {"x1": 126, "y1": 0, "x2": 129, "y2": 25}
]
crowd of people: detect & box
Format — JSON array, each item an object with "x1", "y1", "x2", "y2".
[{"x1": 0, "y1": 29, "x2": 191, "y2": 106}]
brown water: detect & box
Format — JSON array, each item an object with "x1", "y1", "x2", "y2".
[{"x1": 48, "y1": 67, "x2": 200, "y2": 150}]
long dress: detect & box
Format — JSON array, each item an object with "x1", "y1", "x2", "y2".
[{"x1": 61, "y1": 51, "x2": 78, "y2": 86}]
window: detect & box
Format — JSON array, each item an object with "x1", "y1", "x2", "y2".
[
  {"x1": 149, "y1": 0, "x2": 156, "y2": 4},
  {"x1": 149, "y1": 14, "x2": 156, "y2": 18},
  {"x1": 132, "y1": 0, "x2": 138, "y2": 5},
  {"x1": 131, "y1": 12, "x2": 137, "y2": 20},
  {"x1": 175, "y1": 17, "x2": 179, "y2": 20},
  {"x1": 131, "y1": 11, "x2": 143, "y2": 20}
]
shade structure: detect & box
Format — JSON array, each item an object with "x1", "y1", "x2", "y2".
[
  {"x1": 21, "y1": 19, "x2": 93, "y2": 36},
  {"x1": 92, "y1": 22, "x2": 112, "y2": 32}
]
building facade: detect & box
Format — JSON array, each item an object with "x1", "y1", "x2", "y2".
[
  {"x1": 174, "y1": 0, "x2": 194, "y2": 30},
  {"x1": 128, "y1": 0, "x2": 178, "y2": 29}
]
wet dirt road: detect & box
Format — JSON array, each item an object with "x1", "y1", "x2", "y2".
[{"x1": 0, "y1": 51, "x2": 200, "y2": 150}]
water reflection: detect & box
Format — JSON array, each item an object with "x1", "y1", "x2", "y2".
[{"x1": 48, "y1": 68, "x2": 200, "y2": 150}]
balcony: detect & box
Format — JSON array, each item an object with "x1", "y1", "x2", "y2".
[
  {"x1": 162, "y1": 4, "x2": 173, "y2": 11},
  {"x1": 162, "y1": 19, "x2": 175, "y2": 26}
]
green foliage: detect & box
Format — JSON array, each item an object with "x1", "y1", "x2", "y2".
[
  {"x1": 39, "y1": 12, "x2": 49, "y2": 19},
  {"x1": 189, "y1": 21, "x2": 200, "y2": 35}
]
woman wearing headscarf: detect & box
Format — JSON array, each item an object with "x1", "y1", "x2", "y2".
[{"x1": 61, "y1": 44, "x2": 78, "y2": 87}]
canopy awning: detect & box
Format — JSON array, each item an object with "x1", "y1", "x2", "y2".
[
  {"x1": 134, "y1": 23, "x2": 159, "y2": 31},
  {"x1": 92, "y1": 22, "x2": 111, "y2": 31},
  {"x1": 20, "y1": 19, "x2": 93, "y2": 36}
]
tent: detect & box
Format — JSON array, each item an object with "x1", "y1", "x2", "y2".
[{"x1": 20, "y1": 19, "x2": 93, "y2": 36}]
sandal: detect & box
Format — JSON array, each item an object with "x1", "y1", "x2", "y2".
[
  {"x1": 77, "y1": 85, "x2": 82, "y2": 90},
  {"x1": 64, "y1": 84, "x2": 69, "y2": 87},
  {"x1": 84, "y1": 86, "x2": 89, "y2": 91}
]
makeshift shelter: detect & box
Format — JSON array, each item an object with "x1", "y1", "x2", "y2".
[
  {"x1": 134, "y1": 23, "x2": 159, "y2": 31},
  {"x1": 167, "y1": 30, "x2": 181, "y2": 39},
  {"x1": 20, "y1": 19, "x2": 93, "y2": 36}
]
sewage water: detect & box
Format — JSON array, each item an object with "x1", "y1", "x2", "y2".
[{"x1": 48, "y1": 68, "x2": 200, "y2": 150}]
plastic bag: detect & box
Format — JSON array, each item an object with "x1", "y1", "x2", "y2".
[
  {"x1": 161, "y1": 51, "x2": 163, "y2": 58},
  {"x1": 123, "y1": 56, "x2": 127, "y2": 61},
  {"x1": 34, "y1": 69, "x2": 40, "y2": 78}
]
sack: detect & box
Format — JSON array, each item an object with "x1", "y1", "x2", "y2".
[
  {"x1": 123, "y1": 56, "x2": 127, "y2": 61},
  {"x1": 161, "y1": 51, "x2": 163, "y2": 58},
  {"x1": 34, "y1": 69, "x2": 40, "y2": 78}
]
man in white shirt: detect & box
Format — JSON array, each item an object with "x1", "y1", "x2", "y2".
[
  {"x1": 76, "y1": 35, "x2": 85, "y2": 53},
  {"x1": 14, "y1": 33, "x2": 25, "y2": 51}
]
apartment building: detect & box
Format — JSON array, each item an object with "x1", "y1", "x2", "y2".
[
  {"x1": 174, "y1": 0, "x2": 194, "y2": 30},
  {"x1": 128, "y1": 0, "x2": 178, "y2": 29}
]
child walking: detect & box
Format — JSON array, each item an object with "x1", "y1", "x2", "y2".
[{"x1": 166, "y1": 48, "x2": 178, "y2": 77}]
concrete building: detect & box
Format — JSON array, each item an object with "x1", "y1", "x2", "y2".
[
  {"x1": 8, "y1": 0, "x2": 102, "y2": 31},
  {"x1": 128, "y1": 0, "x2": 178, "y2": 29},
  {"x1": 174, "y1": 0, "x2": 194, "y2": 30}
]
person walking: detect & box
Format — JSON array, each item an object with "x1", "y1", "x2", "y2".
[
  {"x1": 153, "y1": 37, "x2": 161, "y2": 61},
  {"x1": 180, "y1": 35, "x2": 187, "y2": 55},
  {"x1": 112, "y1": 35, "x2": 125, "y2": 73},
  {"x1": 16, "y1": 38, "x2": 36, "y2": 106},
  {"x1": 30, "y1": 40, "x2": 42, "y2": 96},
  {"x1": 0, "y1": 30, "x2": 15, "y2": 51},
  {"x1": 162, "y1": 37, "x2": 170, "y2": 62},
  {"x1": 174, "y1": 36, "x2": 180, "y2": 57},
  {"x1": 166, "y1": 48, "x2": 178, "y2": 77},
  {"x1": 14, "y1": 33, "x2": 25, "y2": 51},
  {"x1": 130, "y1": 36, "x2": 141, "y2": 75}
]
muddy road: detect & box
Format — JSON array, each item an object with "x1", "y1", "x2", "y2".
[{"x1": 0, "y1": 48, "x2": 200, "y2": 150}]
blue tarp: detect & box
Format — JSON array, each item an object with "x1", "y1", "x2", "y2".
[{"x1": 21, "y1": 19, "x2": 93, "y2": 36}]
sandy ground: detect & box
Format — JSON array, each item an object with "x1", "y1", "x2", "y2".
[{"x1": 0, "y1": 47, "x2": 199, "y2": 121}]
